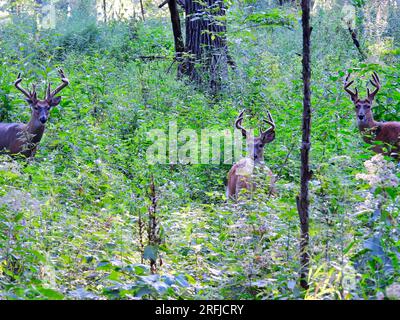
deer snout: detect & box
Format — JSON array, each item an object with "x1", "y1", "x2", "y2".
[
  {"x1": 358, "y1": 114, "x2": 365, "y2": 120},
  {"x1": 39, "y1": 115, "x2": 48, "y2": 124}
]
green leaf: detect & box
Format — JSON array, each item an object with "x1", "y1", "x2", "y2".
[
  {"x1": 143, "y1": 245, "x2": 158, "y2": 261},
  {"x1": 36, "y1": 287, "x2": 64, "y2": 300}
]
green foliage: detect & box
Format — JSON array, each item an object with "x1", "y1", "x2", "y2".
[
  {"x1": 0, "y1": 0, "x2": 400, "y2": 300},
  {"x1": 244, "y1": 9, "x2": 296, "y2": 28},
  {"x1": 351, "y1": 0, "x2": 366, "y2": 8}
]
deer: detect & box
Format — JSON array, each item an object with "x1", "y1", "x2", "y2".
[
  {"x1": 344, "y1": 72, "x2": 400, "y2": 157},
  {"x1": 226, "y1": 109, "x2": 276, "y2": 200},
  {"x1": 0, "y1": 69, "x2": 69, "y2": 158}
]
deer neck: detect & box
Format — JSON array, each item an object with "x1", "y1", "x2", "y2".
[
  {"x1": 358, "y1": 114, "x2": 379, "y2": 131},
  {"x1": 26, "y1": 116, "x2": 45, "y2": 144},
  {"x1": 358, "y1": 115, "x2": 381, "y2": 143}
]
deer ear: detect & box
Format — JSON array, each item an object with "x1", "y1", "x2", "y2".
[
  {"x1": 49, "y1": 96, "x2": 62, "y2": 107},
  {"x1": 26, "y1": 98, "x2": 34, "y2": 105},
  {"x1": 367, "y1": 96, "x2": 375, "y2": 104},
  {"x1": 262, "y1": 131, "x2": 275, "y2": 143}
]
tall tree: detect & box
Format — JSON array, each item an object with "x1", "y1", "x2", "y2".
[
  {"x1": 296, "y1": 0, "x2": 312, "y2": 290},
  {"x1": 102, "y1": 0, "x2": 107, "y2": 23},
  {"x1": 160, "y1": 0, "x2": 185, "y2": 75},
  {"x1": 140, "y1": 0, "x2": 145, "y2": 21},
  {"x1": 180, "y1": 0, "x2": 229, "y2": 94}
]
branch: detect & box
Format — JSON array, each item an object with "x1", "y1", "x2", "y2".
[
  {"x1": 347, "y1": 22, "x2": 366, "y2": 60},
  {"x1": 133, "y1": 55, "x2": 172, "y2": 61},
  {"x1": 158, "y1": 0, "x2": 169, "y2": 9},
  {"x1": 298, "y1": 0, "x2": 312, "y2": 291}
]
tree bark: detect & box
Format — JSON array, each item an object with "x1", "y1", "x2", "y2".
[
  {"x1": 296, "y1": 0, "x2": 312, "y2": 290},
  {"x1": 166, "y1": 0, "x2": 185, "y2": 76},
  {"x1": 103, "y1": 0, "x2": 107, "y2": 23},
  {"x1": 140, "y1": 0, "x2": 145, "y2": 21},
  {"x1": 180, "y1": 0, "x2": 228, "y2": 94},
  {"x1": 148, "y1": 176, "x2": 160, "y2": 274}
]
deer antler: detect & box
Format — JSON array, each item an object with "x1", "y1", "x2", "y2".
[
  {"x1": 235, "y1": 109, "x2": 248, "y2": 138},
  {"x1": 47, "y1": 69, "x2": 69, "y2": 100},
  {"x1": 344, "y1": 73, "x2": 359, "y2": 102},
  {"x1": 367, "y1": 72, "x2": 380, "y2": 102},
  {"x1": 261, "y1": 110, "x2": 276, "y2": 135},
  {"x1": 15, "y1": 73, "x2": 37, "y2": 102}
]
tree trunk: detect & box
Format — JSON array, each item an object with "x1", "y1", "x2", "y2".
[
  {"x1": 180, "y1": 0, "x2": 228, "y2": 94},
  {"x1": 296, "y1": 0, "x2": 312, "y2": 290},
  {"x1": 140, "y1": 0, "x2": 145, "y2": 21},
  {"x1": 148, "y1": 176, "x2": 161, "y2": 274},
  {"x1": 103, "y1": 0, "x2": 107, "y2": 23},
  {"x1": 166, "y1": 0, "x2": 185, "y2": 76}
]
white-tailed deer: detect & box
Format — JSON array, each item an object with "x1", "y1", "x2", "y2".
[
  {"x1": 0, "y1": 69, "x2": 69, "y2": 158},
  {"x1": 226, "y1": 109, "x2": 276, "y2": 200},
  {"x1": 344, "y1": 72, "x2": 400, "y2": 157}
]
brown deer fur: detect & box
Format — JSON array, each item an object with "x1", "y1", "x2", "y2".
[
  {"x1": 226, "y1": 110, "x2": 276, "y2": 200},
  {"x1": 344, "y1": 72, "x2": 400, "y2": 157},
  {"x1": 0, "y1": 70, "x2": 69, "y2": 158}
]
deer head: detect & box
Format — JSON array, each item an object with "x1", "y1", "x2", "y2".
[
  {"x1": 15, "y1": 69, "x2": 69, "y2": 125},
  {"x1": 344, "y1": 72, "x2": 381, "y2": 126},
  {"x1": 235, "y1": 109, "x2": 276, "y2": 163}
]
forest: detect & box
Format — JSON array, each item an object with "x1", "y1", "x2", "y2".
[{"x1": 0, "y1": 0, "x2": 400, "y2": 301}]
